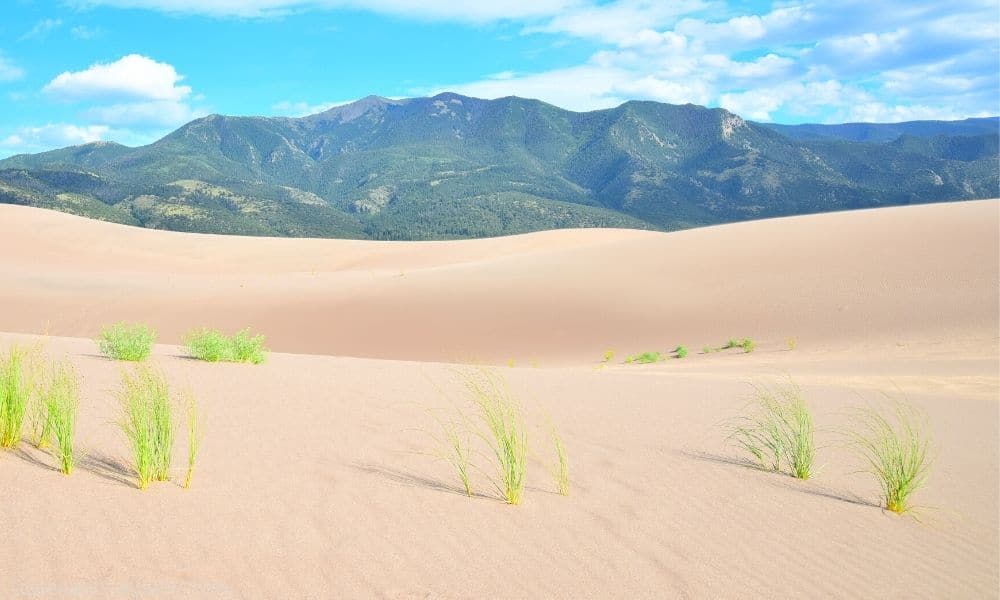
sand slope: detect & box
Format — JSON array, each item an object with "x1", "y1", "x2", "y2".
[
  {"x1": 0, "y1": 200, "x2": 996, "y2": 363},
  {"x1": 0, "y1": 201, "x2": 997, "y2": 598},
  {"x1": 0, "y1": 334, "x2": 996, "y2": 599}
]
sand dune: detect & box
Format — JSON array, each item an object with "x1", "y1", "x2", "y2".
[
  {"x1": 1, "y1": 200, "x2": 996, "y2": 363},
  {"x1": 0, "y1": 201, "x2": 997, "y2": 598}
]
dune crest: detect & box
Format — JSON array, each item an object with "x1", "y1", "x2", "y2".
[{"x1": 1, "y1": 200, "x2": 996, "y2": 363}]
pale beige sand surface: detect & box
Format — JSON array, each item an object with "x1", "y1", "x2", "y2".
[
  {"x1": 0, "y1": 334, "x2": 996, "y2": 599},
  {"x1": 0, "y1": 201, "x2": 997, "y2": 598},
  {"x1": 0, "y1": 200, "x2": 996, "y2": 364}
]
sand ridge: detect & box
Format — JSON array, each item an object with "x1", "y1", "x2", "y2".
[{"x1": 0, "y1": 200, "x2": 997, "y2": 364}]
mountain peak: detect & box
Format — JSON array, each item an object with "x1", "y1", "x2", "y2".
[{"x1": 307, "y1": 95, "x2": 408, "y2": 123}]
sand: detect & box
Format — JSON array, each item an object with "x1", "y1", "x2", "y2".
[{"x1": 0, "y1": 200, "x2": 997, "y2": 599}]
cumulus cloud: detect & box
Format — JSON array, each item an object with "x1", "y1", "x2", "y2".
[
  {"x1": 427, "y1": 0, "x2": 997, "y2": 122},
  {"x1": 0, "y1": 123, "x2": 109, "y2": 151},
  {"x1": 44, "y1": 54, "x2": 191, "y2": 102}
]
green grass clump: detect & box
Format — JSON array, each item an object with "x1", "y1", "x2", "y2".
[
  {"x1": 551, "y1": 426, "x2": 569, "y2": 496},
  {"x1": 431, "y1": 411, "x2": 473, "y2": 497},
  {"x1": 463, "y1": 371, "x2": 527, "y2": 505},
  {"x1": 44, "y1": 363, "x2": 79, "y2": 475},
  {"x1": 98, "y1": 322, "x2": 156, "y2": 361},
  {"x1": 185, "y1": 329, "x2": 230, "y2": 362},
  {"x1": 715, "y1": 337, "x2": 755, "y2": 353},
  {"x1": 674, "y1": 345, "x2": 689, "y2": 359},
  {"x1": 601, "y1": 349, "x2": 615, "y2": 363},
  {"x1": 850, "y1": 403, "x2": 932, "y2": 514},
  {"x1": 729, "y1": 379, "x2": 814, "y2": 479},
  {"x1": 0, "y1": 345, "x2": 35, "y2": 449},
  {"x1": 118, "y1": 367, "x2": 174, "y2": 489},
  {"x1": 230, "y1": 329, "x2": 267, "y2": 364},
  {"x1": 184, "y1": 394, "x2": 202, "y2": 489},
  {"x1": 625, "y1": 351, "x2": 663, "y2": 364},
  {"x1": 185, "y1": 328, "x2": 267, "y2": 364}
]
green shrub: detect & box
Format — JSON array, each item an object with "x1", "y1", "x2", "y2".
[
  {"x1": 98, "y1": 322, "x2": 156, "y2": 361},
  {"x1": 0, "y1": 345, "x2": 33, "y2": 449},
  {"x1": 463, "y1": 371, "x2": 527, "y2": 505},
  {"x1": 118, "y1": 367, "x2": 174, "y2": 489},
  {"x1": 741, "y1": 338, "x2": 756, "y2": 353},
  {"x1": 185, "y1": 329, "x2": 230, "y2": 362},
  {"x1": 625, "y1": 351, "x2": 663, "y2": 364},
  {"x1": 185, "y1": 328, "x2": 267, "y2": 364},
  {"x1": 230, "y1": 329, "x2": 267, "y2": 364},
  {"x1": 850, "y1": 403, "x2": 932, "y2": 514},
  {"x1": 45, "y1": 363, "x2": 79, "y2": 475},
  {"x1": 674, "y1": 345, "x2": 689, "y2": 359},
  {"x1": 729, "y1": 379, "x2": 814, "y2": 479},
  {"x1": 601, "y1": 349, "x2": 615, "y2": 363}
]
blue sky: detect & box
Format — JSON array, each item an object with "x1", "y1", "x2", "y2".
[{"x1": 1, "y1": 0, "x2": 997, "y2": 156}]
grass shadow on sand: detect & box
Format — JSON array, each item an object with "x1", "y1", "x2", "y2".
[
  {"x1": 78, "y1": 451, "x2": 138, "y2": 488},
  {"x1": 679, "y1": 449, "x2": 762, "y2": 470},
  {"x1": 13, "y1": 445, "x2": 61, "y2": 473},
  {"x1": 352, "y1": 462, "x2": 494, "y2": 500},
  {"x1": 679, "y1": 449, "x2": 879, "y2": 508}
]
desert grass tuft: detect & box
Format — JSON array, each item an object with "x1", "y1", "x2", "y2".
[
  {"x1": 118, "y1": 366, "x2": 174, "y2": 489},
  {"x1": 185, "y1": 329, "x2": 230, "y2": 362},
  {"x1": 462, "y1": 370, "x2": 527, "y2": 505},
  {"x1": 729, "y1": 378, "x2": 814, "y2": 479},
  {"x1": 185, "y1": 328, "x2": 268, "y2": 364},
  {"x1": 625, "y1": 351, "x2": 663, "y2": 364},
  {"x1": 674, "y1": 345, "x2": 689, "y2": 359},
  {"x1": 550, "y1": 425, "x2": 569, "y2": 496},
  {"x1": 849, "y1": 402, "x2": 932, "y2": 514},
  {"x1": 0, "y1": 345, "x2": 35, "y2": 449},
  {"x1": 432, "y1": 411, "x2": 474, "y2": 497},
  {"x1": 786, "y1": 337, "x2": 797, "y2": 351},
  {"x1": 230, "y1": 329, "x2": 267, "y2": 364},
  {"x1": 741, "y1": 338, "x2": 756, "y2": 353},
  {"x1": 183, "y1": 393, "x2": 202, "y2": 489},
  {"x1": 98, "y1": 322, "x2": 156, "y2": 361},
  {"x1": 44, "y1": 362, "x2": 79, "y2": 475}
]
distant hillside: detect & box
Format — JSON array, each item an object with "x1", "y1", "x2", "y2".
[
  {"x1": 762, "y1": 117, "x2": 998, "y2": 143},
  {"x1": 1, "y1": 93, "x2": 996, "y2": 239}
]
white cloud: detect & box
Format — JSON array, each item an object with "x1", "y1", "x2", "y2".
[
  {"x1": 84, "y1": 100, "x2": 206, "y2": 126},
  {"x1": 44, "y1": 54, "x2": 191, "y2": 102},
  {"x1": 845, "y1": 102, "x2": 993, "y2": 123},
  {"x1": 0, "y1": 53, "x2": 24, "y2": 81},
  {"x1": 70, "y1": 0, "x2": 579, "y2": 21},
  {"x1": 272, "y1": 100, "x2": 350, "y2": 117},
  {"x1": 524, "y1": 0, "x2": 705, "y2": 44},
  {"x1": 0, "y1": 123, "x2": 109, "y2": 151},
  {"x1": 823, "y1": 29, "x2": 909, "y2": 59},
  {"x1": 19, "y1": 19, "x2": 63, "y2": 41}
]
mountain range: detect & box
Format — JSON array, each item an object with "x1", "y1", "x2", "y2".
[{"x1": 1, "y1": 93, "x2": 996, "y2": 239}]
